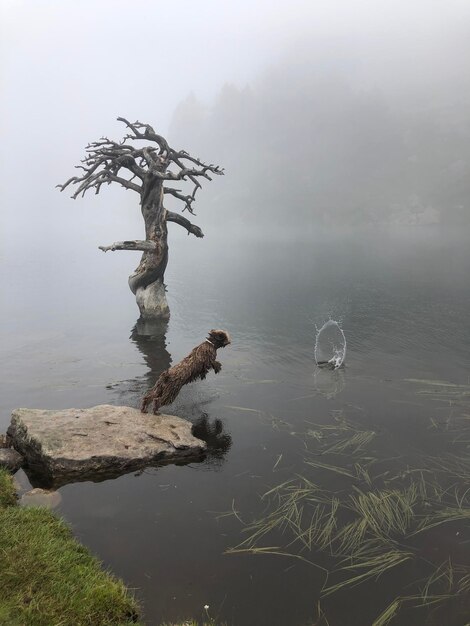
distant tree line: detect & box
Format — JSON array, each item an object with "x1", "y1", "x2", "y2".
[{"x1": 169, "y1": 55, "x2": 470, "y2": 232}]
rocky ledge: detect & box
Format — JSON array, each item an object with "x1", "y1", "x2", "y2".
[
  {"x1": 7, "y1": 405, "x2": 206, "y2": 487},
  {"x1": 0, "y1": 448, "x2": 24, "y2": 473}
]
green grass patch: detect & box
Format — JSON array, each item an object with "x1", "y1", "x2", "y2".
[
  {"x1": 0, "y1": 468, "x2": 17, "y2": 508},
  {"x1": 160, "y1": 623, "x2": 224, "y2": 626},
  {"x1": 0, "y1": 469, "x2": 141, "y2": 626}
]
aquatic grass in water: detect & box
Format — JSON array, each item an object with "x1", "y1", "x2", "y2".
[
  {"x1": 323, "y1": 429, "x2": 376, "y2": 455},
  {"x1": 322, "y1": 547, "x2": 413, "y2": 596},
  {"x1": 306, "y1": 413, "x2": 376, "y2": 456},
  {"x1": 405, "y1": 378, "x2": 470, "y2": 409},
  {"x1": 226, "y1": 383, "x2": 470, "y2": 624},
  {"x1": 348, "y1": 485, "x2": 418, "y2": 538}
]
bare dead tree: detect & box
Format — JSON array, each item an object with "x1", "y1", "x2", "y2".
[{"x1": 58, "y1": 117, "x2": 223, "y2": 320}]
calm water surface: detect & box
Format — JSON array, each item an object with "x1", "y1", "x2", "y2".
[{"x1": 1, "y1": 231, "x2": 469, "y2": 625}]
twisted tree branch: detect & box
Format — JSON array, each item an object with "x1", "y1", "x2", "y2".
[
  {"x1": 58, "y1": 117, "x2": 223, "y2": 215},
  {"x1": 98, "y1": 240, "x2": 158, "y2": 253},
  {"x1": 117, "y1": 117, "x2": 169, "y2": 154},
  {"x1": 163, "y1": 187, "x2": 198, "y2": 214},
  {"x1": 166, "y1": 211, "x2": 204, "y2": 238}
]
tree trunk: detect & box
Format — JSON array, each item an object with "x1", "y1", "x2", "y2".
[{"x1": 128, "y1": 178, "x2": 170, "y2": 320}]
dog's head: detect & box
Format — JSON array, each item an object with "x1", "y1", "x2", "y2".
[{"x1": 208, "y1": 329, "x2": 231, "y2": 348}]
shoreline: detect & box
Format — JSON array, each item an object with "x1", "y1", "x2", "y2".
[{"x1": 0, "y1": 468, "x2": 142, "y2": 626}]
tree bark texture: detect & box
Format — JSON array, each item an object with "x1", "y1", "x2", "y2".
[{"x1": 130, "y1": 178, "x2": 169, "y2": 318}]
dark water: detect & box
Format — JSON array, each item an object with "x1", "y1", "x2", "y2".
[{"x1": 1, "y1": 230, "x2": 470, "y2": 625}]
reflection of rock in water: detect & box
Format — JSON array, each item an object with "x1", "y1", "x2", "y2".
[
  {"x1": 192, "y1": 414, "x2": 232, "y2": 468},
  {"x1": 314, "y1": 320, "x2": 347, "y2": 369},
  {"x1": 313, "y1": 367, "x2": 346, "y2": 399}
]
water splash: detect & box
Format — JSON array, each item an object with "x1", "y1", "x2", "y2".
[{"x1": 314, "y1": 320, "x2": 347, "y2": 369}]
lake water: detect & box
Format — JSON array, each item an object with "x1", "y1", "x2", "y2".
[{"x1": 1, "y1": 230, "x2": 469, "y2": 625}]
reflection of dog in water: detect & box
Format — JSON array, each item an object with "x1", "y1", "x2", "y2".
[
  {"x1": 141, "y1": 330, "x2": 231, "y2": 414},
  {"x1": 192, "y1": 414, "x2": 232, "y2": 463}
]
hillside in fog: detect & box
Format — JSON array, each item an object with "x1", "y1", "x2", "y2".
[{"x1": 169, "y1": 41, "x2": 470, "y2": 233}]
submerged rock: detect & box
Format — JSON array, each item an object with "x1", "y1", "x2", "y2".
[
  {"x1": 20, "y1": 488, "x2": 62, "y2": 509},
  {"x1": 0, "y1": 447, "x2": 24, "y2": 472},
  {"x1": 7, "y1": 405, "x2": 206, "y2": 487}
]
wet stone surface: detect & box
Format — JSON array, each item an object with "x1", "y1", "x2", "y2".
[
  {"x1": 0, "y1": 447, "x2": 24, "y2": 473},
  {"x1": 7, "y1": 405, "x2": 206, "y2": 487}
]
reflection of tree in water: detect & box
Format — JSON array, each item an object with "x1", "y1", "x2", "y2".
[
  {"x1": 131, "y1": 318, "x2": 172, "y2": 388},
  {"x1": 109, "y1": 319, "x2": 171, "y2": 407}
]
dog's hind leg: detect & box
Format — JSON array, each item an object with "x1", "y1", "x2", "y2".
[
  {"x1": 152, "y1": 397, "x2": 162, "y2": 416},
  {"x1": 141, "y1": 392, "x2": 152, "y2": 413}
]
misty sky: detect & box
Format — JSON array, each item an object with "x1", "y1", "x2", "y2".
[{"x1": 1, "y1": 0, "x2": 470, "y2": 253}]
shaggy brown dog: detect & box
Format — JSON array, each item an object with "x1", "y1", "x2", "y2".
[{"x1": 141, "y1": 329, "x2": 231, "y2": 414}]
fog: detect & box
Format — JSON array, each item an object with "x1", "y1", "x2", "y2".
[
  {"x1": 1, "y1": 0, "x2": 470, "y2": 258},
  {"x1": 1, "y1": 0, "x2": 470, "y2": 358},
  {"x1": 168, "y1": 7, "x2": 470, "y2": 235},
  {"x1": 2, "y1": 5, "x2": 470, "y2": 625}
]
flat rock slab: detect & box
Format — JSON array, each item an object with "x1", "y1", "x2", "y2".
[{"x1": 8, "y1": 405, "x2": 206, "y2": 487}]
